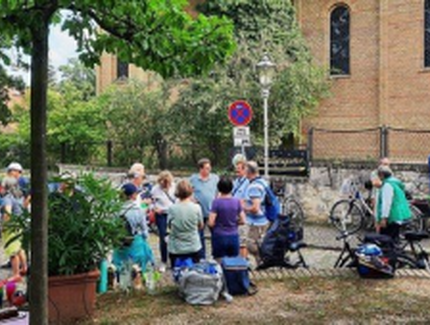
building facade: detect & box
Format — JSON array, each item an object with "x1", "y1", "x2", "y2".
[{"x1": 297, "y1": 0, "x2": 430, "y2": 131}]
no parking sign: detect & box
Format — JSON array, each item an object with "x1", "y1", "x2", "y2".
[{"x1": 228, "y1": 100, "x2": 253, "y2": 126}]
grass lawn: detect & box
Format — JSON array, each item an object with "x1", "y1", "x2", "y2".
[{"x1": 82, "y1": 275, "x2": 430, "y2": 325}]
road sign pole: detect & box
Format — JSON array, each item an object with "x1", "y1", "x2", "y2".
[{"x1": 263, "y1": 89, "x2": 270, "y2": 179}]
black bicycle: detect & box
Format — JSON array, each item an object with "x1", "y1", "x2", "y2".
[{"x1": 334, "y1": 231, "x2": 430, "y2": 271}]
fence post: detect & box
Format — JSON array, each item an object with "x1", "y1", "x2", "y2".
[
  {"x1": 307, "y1": 127, "x2": 314, "y2": 163},
  {"x1": 60, "y1": 142, "x2": 66, "y2": 164},
  {"x1": 379, "y1": 125, "x2": 388, "y2": 158},
  {"x1": 107, "y1": 140, "x2": 113, "y2": 167}
]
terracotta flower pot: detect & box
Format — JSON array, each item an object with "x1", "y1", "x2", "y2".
[{"x1": 48, "y1": 270, "x2": 100, "y2": 324}]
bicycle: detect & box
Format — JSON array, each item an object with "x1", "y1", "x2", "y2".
[
  {"x1": 329, "y1": 180, "x2": 423, "y2": 234},
  {"x1": 334, "y1": 230, "x2": 430, "y2": 271}
]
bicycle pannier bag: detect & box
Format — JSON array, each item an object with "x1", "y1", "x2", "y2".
[{"x1": 356, "y1": 243, "x2": 394, "y2": 279}]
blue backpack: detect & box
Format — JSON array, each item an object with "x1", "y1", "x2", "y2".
[{"x1": 252, "y1": 178, "x2": 281, "y2": 222}]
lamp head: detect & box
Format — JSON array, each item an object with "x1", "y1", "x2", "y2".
[{"x1": 256, "y1": 53, "x2": 276, "y2": 88}]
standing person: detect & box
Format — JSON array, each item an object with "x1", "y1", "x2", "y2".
[
  {"x1": 243, "y1": 161, "x2": 269, "y2": 266},
  {"x1": 375, "y1": 165, "x2": 411, "y2": 242},
  {"x1": 232, "y1": 155, "x2": 249, "y2": 257},
  {"x1": 1, "y1": 177, "x2": 27, "y2": 282},
  {"x1": 151, "y1": 170, "x2": 176, "y2": 273},
  {"x1": 126, "y1": 162, "x2": 152, "y2": 211},
  {"x1": 167, "y1": 180, "x2": 204, "y2": 268},
  {"x1": 208, "y1": 177, "x2": 246, "y2": 261},
  {"x1": 6, "y1": 162, "x2": 30, "y2": 208},
  {"x1": 113, "y1": 183, "x2": 154, "y2": 275},
  {"x1": 189, "y1": 158, "x2": 219, "y2": 259}
]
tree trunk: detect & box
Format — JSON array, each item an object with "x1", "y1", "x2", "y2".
[{"x1": 29, "y1": 16, "x2": 49, "y2": 325}]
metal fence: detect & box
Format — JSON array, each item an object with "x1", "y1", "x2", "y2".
[{"x1": 309, "y1": 126, "x2": 430, "y2": 163}]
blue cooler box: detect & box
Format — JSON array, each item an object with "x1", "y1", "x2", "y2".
[{"x1": 221, "y1": 256, "x2": 250, "y2": 295}]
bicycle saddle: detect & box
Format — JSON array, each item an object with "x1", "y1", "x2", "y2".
[
  {"x1": 289, "y1": 241, "x2": 307, "y2": 252},
  {"x1": 403, "y1": 231, "x2": 429, "y2": 242}
]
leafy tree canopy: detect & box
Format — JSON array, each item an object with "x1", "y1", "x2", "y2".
[
  {"x1": 0, "y1": 0, "x2": 235, "y2": 78},
  {"x1": 188, "y1": 0, "x2": 330, "y2": 144}
]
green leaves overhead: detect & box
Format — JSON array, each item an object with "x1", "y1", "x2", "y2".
[{"x1": 0, "y1": 0, "x2": 235, "y2": 78}]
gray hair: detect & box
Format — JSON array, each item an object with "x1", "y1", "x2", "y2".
[
  {"x1": 377, "y1": 165, "x2": 393, "y2": 179},
  {"x1": 246, "y1": 161, "x2": 260, "y2": 175},
  {"x1": 1, "y1": 176, "x2": 21, "y2": 198}
]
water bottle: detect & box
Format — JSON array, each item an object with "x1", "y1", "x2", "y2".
[
  {"x1": 119, "y1": 257, "x2": 133, "y2": 291},
  {"x1": 145, "y1": 263, "x2": 156, "y2": 295},
  {"x1": 97, "y1": 259, "x2": 108, "y2": 294}
]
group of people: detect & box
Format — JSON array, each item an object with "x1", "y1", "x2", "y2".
[
  {"x1": 115, "y1": 156, "x2": 271, "y2": 276},
  {"x1": 0, "y1": 163, "x2": 29, "y2": 282}
]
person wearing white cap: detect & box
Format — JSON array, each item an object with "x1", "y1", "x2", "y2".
[{"x1": 6, "y1": 162, "x2": 23, "y2": 180}]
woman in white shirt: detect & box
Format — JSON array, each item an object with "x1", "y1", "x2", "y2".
[{"x1": 151, "y1": 170, "x2": 176, "y2": 272}]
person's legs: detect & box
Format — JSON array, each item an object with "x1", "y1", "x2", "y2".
[
  {"x1": 381, "y1": 223, "x2": 400, "y2": 243},
  {"x1": 225, "y1": 235, "x2": 240, "y2": 257},
  {"x1": 198, "y1": 219, "x2": 208, "y2": 260},
  {"x1": 155, "y1": 213, "x2": 168, "y2": 264},
  {"x1": 247, "y1": 225, "x2": 268, "y2": 265},
  {"x1": 18, "y1": 249, "x2": 27, "y2": 275},
  {"x1": 239, "y1": 225, "x2": 248, "y2": 258}
]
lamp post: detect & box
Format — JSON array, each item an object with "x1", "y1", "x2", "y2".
[{"x1": 256, "y1": 53, "x2": 276, "y2": 179}]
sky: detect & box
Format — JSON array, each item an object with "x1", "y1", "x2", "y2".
[{"x1": 7, "y1": 22, "x2": 79, "y2": 85}]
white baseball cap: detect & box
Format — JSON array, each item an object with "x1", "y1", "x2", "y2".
[{"x1": 7, "y1": 162, "x2": 23, "y2": 172}]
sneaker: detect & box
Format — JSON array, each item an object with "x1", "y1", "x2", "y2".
[{"x1": 159, "y1": 263, "x2": 167, "y2": 273}]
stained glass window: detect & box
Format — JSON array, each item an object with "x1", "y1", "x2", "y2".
[
  {"x1": 425, "y1": 0, "x2": 430, "y2": 67},
  {"x1": 330, "y1": 6, "x2": 350, "y2": 75},
  {"x1": 117, "y1": 59, "x2": 129, "y2": 79}
]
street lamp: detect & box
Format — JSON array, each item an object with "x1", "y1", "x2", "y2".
[{"x1": 256, "y1": 53, "x2": 276, "y2": 179}]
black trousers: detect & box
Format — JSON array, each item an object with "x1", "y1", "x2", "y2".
[{"x1": 380, "y1": 223, "x2": 401, "y2": 243}]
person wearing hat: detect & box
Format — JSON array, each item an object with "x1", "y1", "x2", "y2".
[
  {"x1": 126, "y1": 163, "x2": 152, "y2": 208},
  {"x1": 1, "y1": 177, "x2": 27, "y2": 282},
  {"x1": 112, "y1": 183, "x2": 154, "y2": 286},
  {"x1": 375, "y1": 165, "x2": 411, "y2": 242},
  {"x1": 6, "y1": 162, "x2": 29, "y2": 198}
]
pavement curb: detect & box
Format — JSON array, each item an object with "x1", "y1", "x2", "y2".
[{"x1": 250, "y1": 268, "x2": 430, "y2": 280}]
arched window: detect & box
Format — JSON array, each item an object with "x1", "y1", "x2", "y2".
[
  {"x1": 116, "y1": 59, "x2": 129, "y2": 79},
  {"x1": 425, "y1": 0, "x2": 430, "y2": 67},
  {"x1": 330, "y1": 5, "x2": 350, "y2": 75}
]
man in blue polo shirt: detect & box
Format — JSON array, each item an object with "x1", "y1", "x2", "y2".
[
  {"x1": 189, "y1": 158, "x2": 219, "y2": 259},
  {"x1": 243, "y1": 161, "x2": 269, "y2": 265}
]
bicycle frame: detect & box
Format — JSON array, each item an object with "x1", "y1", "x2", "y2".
[{"x1": 334, "y1": 236, "x2": 358, "y2": 268}]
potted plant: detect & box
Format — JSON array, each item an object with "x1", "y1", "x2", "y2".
[{"x1": 6, "y1": 173, "x2": 125, "y2": 323}]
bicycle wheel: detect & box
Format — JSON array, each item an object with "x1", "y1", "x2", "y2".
[
  {"x1": 395, "y1": 254, "x2": 417, "y2": 270},
  {"x1": 329, "y1": 199, "x2": 364, "y2": 234},
  {"x1": 401, "y1": 204, "x2": 424, "y2": 233},
  {"x1": 282, "y1": 197, "x2": 305, "y2": 229}
]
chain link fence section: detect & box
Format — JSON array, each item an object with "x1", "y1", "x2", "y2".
[
  {"x1": 387, "y1": 128, "x2": 430, "y2": 163},
  {"x1": 310, "y1": 128, "x2": 381, "y2": 162}
]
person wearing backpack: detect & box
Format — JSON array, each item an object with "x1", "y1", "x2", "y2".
[
  {"x1": 113, "y1": 183, "x2": 155, "y2": 278},
  {"x1": 243, "y1": 161, "x2": 269, "y2": 265}
]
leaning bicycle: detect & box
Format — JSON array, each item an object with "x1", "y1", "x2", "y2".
[{"x1": 329, "y1": 181, "x2": 423, "y2": 234}]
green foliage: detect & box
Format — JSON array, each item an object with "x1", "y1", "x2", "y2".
[
  {"x1": 0, "y1": 64, "x2": 25, "y2": 126},
  {"x1": 57, "y1": 58, "x2": 96, "y2": 100},
  {"x1": 13, "y1": 87, "x2": 106, "y2": 166},
  {"x1": 0, "y1": 0, "x2": 235, "y2": 78},
  {"x1": 188, "y1": 0, "x2": 331, "y2": 144},
  {"x1": 5, "y1": 173, "x2": 125, "y2": 276},
  {"x1": 96, "y1": 79, "x2": 172, "y2": 168}
]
